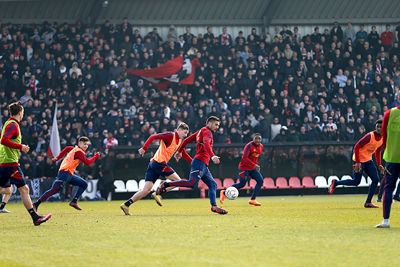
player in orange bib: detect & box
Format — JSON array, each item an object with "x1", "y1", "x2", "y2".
[
  {"x1": 33, "y1": 136, "x2": 100, "y2": 211},
  {"x1": 120, "y1": 123, "x2": 191, "y2": 215},
  {"x1": 329, "y1": 119, "x2": 384, "y2": 208}
]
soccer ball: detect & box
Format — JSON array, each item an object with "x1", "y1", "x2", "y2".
[{"x1": 225, "y1": 186, "x2": 239, "y2": 200}]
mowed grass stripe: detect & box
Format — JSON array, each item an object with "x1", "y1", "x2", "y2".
[{"x1": 1, "y1": 196, "x2": 399, "y2": 266}]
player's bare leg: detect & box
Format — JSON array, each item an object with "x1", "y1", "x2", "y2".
[
  {"x1": 0, "y1": 187, "x2": 12, "y2": 213},
  {"x1": 18, "y1": 185, "x2": 51, "y2": 225},
  {"x1": 120, "y1": 182, "x2": 154, "y2": 215}
]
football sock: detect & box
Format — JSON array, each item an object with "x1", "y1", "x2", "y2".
[
  {"x1": 0, "y1": 202, "x2": 6, "y2": 209},
  {"x1": 124, "y1": 199, "x2": 133, "y2": 207},
  {"x1": 71, "y1": 197, "x2": 78, "y2": 203},
  {"x1": 28, "y1": 208, "x2": 40, "y2": 221}
]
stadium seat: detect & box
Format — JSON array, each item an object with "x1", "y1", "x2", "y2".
[
  {"x1": 249, "y1": 179, "x2": 258, "y2": 189},
  {"x1": 302, "y1": 177, "x2": 317, "y2": 188},
  {"x1": 214, "y1": 178, "x2": 224, "y2": 190},
  {"x1": 314, "y1": 176, "x2": 328, "y2": 188},
  {"x1": 223, "y1": 178, "x2": 235, "y2": 189},
  {"x1": 126, "y1": 180, "x2": 139, "y2": 192},
  {"x1": 114, "y1": 180, "x2": 127, "y2": 192},
  {"x1": 262, "y1": 178, "x2": 276, "y2": 189},
  {"x1": 198, "y1": 179, "x2": 208, "y2": 190},
  {"x1": 179, "y1": 187, "x2": 192, "y2": 191},
  {"x1": 289, "y1": 177, "x2": 303, "y2": 188},
  {"x1": 276, "y1": 177, "x2": 290, "y2": 189}
]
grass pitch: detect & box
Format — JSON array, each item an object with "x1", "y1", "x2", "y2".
[{"x1": 1, "y1": 195, "x2": 399, "y2": 267}]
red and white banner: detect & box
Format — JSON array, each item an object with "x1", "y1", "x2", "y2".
[
  {"x1": 125, "y1": 56, "x2": 200, "y2": 89},
  {"x1": 48, "y1": 104, "x2": 60, "y2": 158}
]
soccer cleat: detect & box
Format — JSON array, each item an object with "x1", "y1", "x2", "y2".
[
  {"x1": 376, "y1": 220, "x2": 390, "y2": 228},
  {"x1": 155, "y1": 181, "x2": 166, "y2": 195},
  {"x1": 151, "y1": 192, "x2": 163, "y2": 206},
  {"x1": 69, "y1": 202, "x2": 82, "y2": 210},
  {"x1": 377, "y1": 198, "x2": 382, "y2": 202},
  {"x1": 364, "y1": 202, "x2": 379, "y2": 208},
  {"x1": 120, "y1": 204, "x2": 131, "y2": 215},
  {"x1": 328, "y1": 179, "x2": 337, "y2": 194},
  {"x1": 0, "y1": 208, "x2": 10, "y2": 213},
  {"x1": 219, "y1": 190, "x2": 226, "y2": 204},
  {"x1": 33, "y1": 214, "x2": 52, "y2": 226},
  {"x1": 211, "y1": 205, "x2": 228, "y2": 215},
  {"x1": 393, "y1": 196, "x2": 400, "y2": 202},
  {"x1": 248, "y1": 199, "x2": 262, "y2": 206}
]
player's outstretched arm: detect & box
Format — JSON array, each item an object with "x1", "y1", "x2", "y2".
[
  {"x1": 74, "y1": 151, "x2": 100, "y2": 166},
  {"x1": 178, "y1": 131, "x2": 198, "y2": 153},
  {"x1": 53, "y1": 146, "x2": 74, "y2": 162},
  {"x1": 181, "y1": 149, "x2": 193, "y2": 163}
]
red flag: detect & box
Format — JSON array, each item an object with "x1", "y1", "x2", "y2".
[
  {"x1": 125, "y1": 56, "x2": 200, "y2": 89},
  {"x1": 48, "y1": 104, "x2": 61, "y2": 158}
]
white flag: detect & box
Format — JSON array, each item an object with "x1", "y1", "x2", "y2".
[{"x1": 48, "y1": 104, "x2": 60, "y2": 158}]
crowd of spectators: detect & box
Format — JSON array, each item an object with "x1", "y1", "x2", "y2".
[{"x1": 1, "y1": 20, "x2": 400, "y2": 179}]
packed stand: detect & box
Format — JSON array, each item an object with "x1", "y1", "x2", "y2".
[{"x1": 1, "y1": 20, "x2": 400, "y2": 182}]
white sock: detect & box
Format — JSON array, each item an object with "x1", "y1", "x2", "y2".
[{"x1": 383, "y1": 219, "x2": 389, "y2": 224}]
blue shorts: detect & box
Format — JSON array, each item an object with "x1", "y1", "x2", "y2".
[
  {"x1": 56, "y1": 171, "x2": 81, "y2": 184},
  {"x1": 145, "y1": 161, "x2": 175, "y2": 183},
  {"x1": 0, "y1": 166, "x2": 26, "y2": 188}
]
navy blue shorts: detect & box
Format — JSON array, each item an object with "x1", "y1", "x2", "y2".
[
  {"x1": 145, "y1": 161, "x2": 175, "y2": 183},
  {"x1": 0, "y1": 166, "x2": 27, "y2": 188}
]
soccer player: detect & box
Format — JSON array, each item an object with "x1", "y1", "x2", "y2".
[
  {"x1": 33, "y1": 136, "x2": 100, "y2": 211},
  {"x1": 376, "y1": 106, "x2": 400, "y2": 228},
  {"x1": 220, "y1": 134, "x2": 264, "y2": 206},
  {"x1": 0, "y1": 101, "x2": 51, "y2": 225},
  {"x1": 329, "y1": 119, "x2": 384, "y2": 208},
  {"x1": 156, "y1": 116, "x2": 228, "y2": 215},
  {"x1": 120, "y1": 123, "x2": 191, "y2": 215}
]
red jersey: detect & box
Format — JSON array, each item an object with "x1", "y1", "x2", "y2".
[
  {"x1": 239, "y1": 141, "x2": 263, "y2": 170},
  {"x1": 178, "y1": 126, "x2": 215, "y2": 165}
]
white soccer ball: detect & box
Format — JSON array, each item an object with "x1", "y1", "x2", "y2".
[{"x1": 225, "y1": 186, "x2": 239, "y2": 200}]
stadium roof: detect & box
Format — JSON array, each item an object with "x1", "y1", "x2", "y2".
[{"x1": 0, "y1": 0, "x2": 398, "y2": 25}]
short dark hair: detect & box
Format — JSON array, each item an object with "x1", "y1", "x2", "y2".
[
  {"x1": 177, "y1": 122, "x2": 189, "y2": 131},
  {"x1": 8, "y1": 101, "x2": 23, "y2": 116},
  {"x1": 254, "y1": 133, "x2": 262, "y2": 138},
  {"x1": 376, "y1": 119, "x2": 383, "y2": 125},
  {"x1": 78, "y1": 136, "x2": 90, "y2": 143},
  {"x1": 206, "y1": 116, "x2": 220, "y2": 124}
]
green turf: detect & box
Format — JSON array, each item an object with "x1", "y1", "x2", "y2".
[{"x1": 1, "y1": 195, "x2": 399, "y2": 266}]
